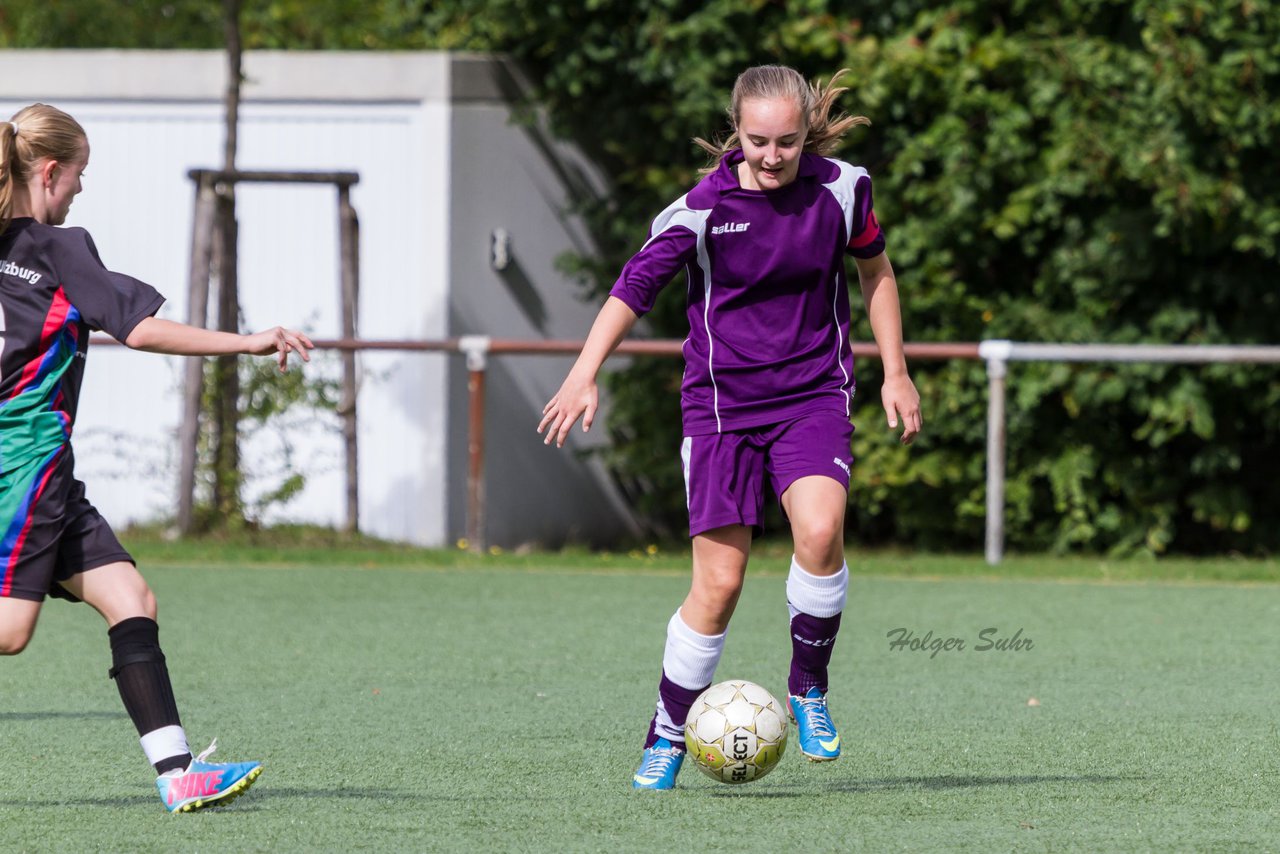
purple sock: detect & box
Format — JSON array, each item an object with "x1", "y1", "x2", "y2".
[
  {"x1": 788, "y1": 611, "x2": 842, "y2": 696},
  {"x1": 645, "y1": 672, "x2": 706, "y2": 748}
]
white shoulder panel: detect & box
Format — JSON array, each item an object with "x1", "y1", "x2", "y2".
[{"x1": 820, "y1": 159, "x2": 871, "y2": 241}]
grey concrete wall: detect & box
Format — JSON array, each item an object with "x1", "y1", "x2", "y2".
[{"x1": 446, "y1": 59, "x2": 643, "y2": 547}]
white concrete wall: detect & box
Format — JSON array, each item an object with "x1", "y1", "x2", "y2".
[
  {"x1": 0, "y1": 52, "x2": 451, "y2": 544},
  {"x1": 1, "y1": 50, "x2": 645, "y2": 548}
]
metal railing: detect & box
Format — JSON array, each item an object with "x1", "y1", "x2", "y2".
[
  {"x1": 308, "y1": 337, "x2": 977, "y2": 551},
  {"x1": 979, "y1": 341, "x2": 1280, "y2": 564},
  {"x1": 93, "y1": 335, "x2": 1280, "y2": 560}
]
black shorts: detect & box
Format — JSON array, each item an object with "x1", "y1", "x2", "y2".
[{"x1": 0, "y1": 448, "x2": 134, "y2": 603}]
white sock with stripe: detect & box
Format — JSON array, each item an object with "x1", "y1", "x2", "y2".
[{"x1": 651, "y1": 610, "x2": 725, "y2": 744}]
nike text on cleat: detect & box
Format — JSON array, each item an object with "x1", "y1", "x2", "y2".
[
  {"x1": 632, "y1": 737, "x2": 685, "y2": 790},
  {"x1": 788, "y1": 687, "x2": 842, "y2": 762},
  {"x1": 156, "y1": 738, "x2": 263, "y2": 813}
]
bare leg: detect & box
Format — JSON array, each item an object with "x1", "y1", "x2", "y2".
[
  {"x1": 680, "y1": 524, "x2": 753, "y2": 634},
  {"x1": 60, "y1": 562, "x2": 190, "y2": 774},
  {"x1": 780, "y1": 476, "x2": 850, "y2": 727},
  {"x1": 57, "y1": 560, "x2": 156, "y2": 627},
  {"x1": 781, "y1": 475, "x2": 847, "y2": 576},
  {"x1": 641, "y1": 525, "x2": 753, "y2": 753},
  {"x1": 0, "y1": 597, "x2": 43, "y2": 655}
]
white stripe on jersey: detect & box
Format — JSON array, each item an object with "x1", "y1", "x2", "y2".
[
  {"x1": 821, "y1": 159, "x2": 866, "y2": 414},
  {"x1": 831, "y1": 270, "x2": 851, "y2": 415},
  {"x1": 681, "y1": 436, "x2": 694, "y2": 510},
  {"x1": 646, "y1": 193, "x2": 722, "y2": 433},
  {"x1": 693, "y1": 223, "x2": 721, "y2": 432}
]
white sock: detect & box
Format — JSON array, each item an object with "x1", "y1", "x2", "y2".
[
  {"x1": 786, "y1": 556, "x2": 849, "y2": 619},
  {"x1": 662, "y1": 609, "x2": 725, "y2": 688},
  {"x1": 141, "y1": 725, "x2": 190, "y2": 772},
  {"x1": 653, "y1": 610, "x2": 726, "y2": 742}
]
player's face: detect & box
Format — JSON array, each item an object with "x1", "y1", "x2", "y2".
[
  {"x1": 736, "y1": 97, "x2": 807, "y2": 191},
  {"x1": 42, "y1": 142, "x2": 89, "y2": 226}
]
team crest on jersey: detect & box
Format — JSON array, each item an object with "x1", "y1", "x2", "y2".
[{"x1": 711, "y1": 221, "x2": 750, "y2": 235}]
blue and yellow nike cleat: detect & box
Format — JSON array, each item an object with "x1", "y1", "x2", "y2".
[
  {"x1": 788, "y1": 687, "x2": 841, "y2": 761},
  {"x1": 632, "y1": 737, "x2": 685, "y2": 790},
  {"x1": 156, "y1": 739, "x2": 263, "y2": 813}
]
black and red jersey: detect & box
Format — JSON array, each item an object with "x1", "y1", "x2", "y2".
[{"x1": 0, "y1": 218, "x2": 164, "y2": 473}]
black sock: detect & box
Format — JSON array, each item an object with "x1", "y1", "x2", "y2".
[
  {"x1": 151, "y1": 753, "x2": 190, "y2": 775},
  {"x1": 108, "y1": 617, "x2": 192, "y2": 774}
]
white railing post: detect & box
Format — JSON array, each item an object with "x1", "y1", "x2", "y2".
[{"x1": 980, "y1": 340, "x2": 1012, "y2": 565}]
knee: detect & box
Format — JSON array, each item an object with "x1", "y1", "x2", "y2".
[
  {"x1": 119, "y1": 576, "x2": 158, "y2": 622},
  {"x1": 694, "y1": 567, "x2": 744, "y2": 610},
  {"x1": 102, "y1": 582, "x2": 157, "y2": 626},
  {"x1": 66, "y1": 562, "x2": 159, "y2": 625},
  {"x1": 140, "y1": 588, "x2": 158, "y2": 621},
  {"x1": 793, "y1": 518, "x2": 844, "y2": 569},
  {"x1": 0, "y1": 630, "x2": 32, "y2": 656}
]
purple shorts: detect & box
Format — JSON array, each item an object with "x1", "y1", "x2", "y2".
[{"x1": 681, "y1": 411, "x2": 854, "y2": 537}]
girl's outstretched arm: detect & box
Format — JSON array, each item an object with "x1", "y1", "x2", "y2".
[{"x1": 124, "y1": 317, "x2": 314, "y2": 371}]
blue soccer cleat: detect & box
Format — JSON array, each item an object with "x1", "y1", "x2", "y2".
[
  {"x1": 632, "y1": 737, "x2": 685, "y2": 790},
  {"x1": 156, "y1": 739, "x2": 263, "y2": 813},
  {"x1": 789, "y1": 687, "x2": 841, "y2": 761}
]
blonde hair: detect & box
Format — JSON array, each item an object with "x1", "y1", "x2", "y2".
[
  {"x1": 694, "y1": 66, "x2": 869, "y2": 174},
  {"x1": 0, "y1": 103, "x2": 87, "y2": 235}
]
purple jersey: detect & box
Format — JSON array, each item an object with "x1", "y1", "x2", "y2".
[{"x1": 609, "y1": 150, "x2": 885, "y2": 435}]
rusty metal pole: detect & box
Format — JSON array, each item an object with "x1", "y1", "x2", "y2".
[{"x1": 459, "y1": 336, "x2": 491, "y2": 554}]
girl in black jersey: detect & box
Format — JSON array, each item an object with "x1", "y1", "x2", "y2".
[{"x1": 0, "y1": 103, "x2": 313, "y2": 811}]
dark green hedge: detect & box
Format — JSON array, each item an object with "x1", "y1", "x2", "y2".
[
  {"x1": 9, "y1": 0, "x2": 1277, "y2": 553},
  {"x1": 425, "y1": 0, "x2": 1280, "y2": 555}
]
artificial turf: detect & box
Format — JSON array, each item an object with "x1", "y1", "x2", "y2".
[{"x1": 3, "y1": 551, "x2": 1279, "y2": 851}]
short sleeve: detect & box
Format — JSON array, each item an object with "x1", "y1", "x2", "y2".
[
  {"x1": 608, "y1": 194, "x2": 707, "y2": 317},
  {"x1": 846, "y1": 175, "x2": 886, "y2": 259},
  {"x1": 54, "y1": 229, "x2": 165, "y2": 340}
]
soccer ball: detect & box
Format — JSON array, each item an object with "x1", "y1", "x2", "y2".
[{"x1": 684, "y1": 680, "x2": 788, "y2": 784}]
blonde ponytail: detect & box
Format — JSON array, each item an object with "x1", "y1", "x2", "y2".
[
  {"x1": 0, "y1": 104, "x2": 87, "y2": 235},
  {"x1": 0, "y1": 122, "x2": 19, "y2": 237}
]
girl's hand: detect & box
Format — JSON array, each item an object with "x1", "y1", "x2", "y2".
[
  {"x1": 246, "y1": 327, "x2": 315, "y2": 371},
  {"x1": 882, "y1": 374, "x2": 922, "y2": 445},
  {"x1": 538, "y1": 372, "x2": 599, "y2": 448}
]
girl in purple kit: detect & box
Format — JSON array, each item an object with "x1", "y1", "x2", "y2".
[{"x1": 538, "y1": 65, "x2": 922, "y2": 789}]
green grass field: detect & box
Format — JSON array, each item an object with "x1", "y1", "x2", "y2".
[{"x1": 4, "y1": 544, "x2": 1280, "y2": 851}]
